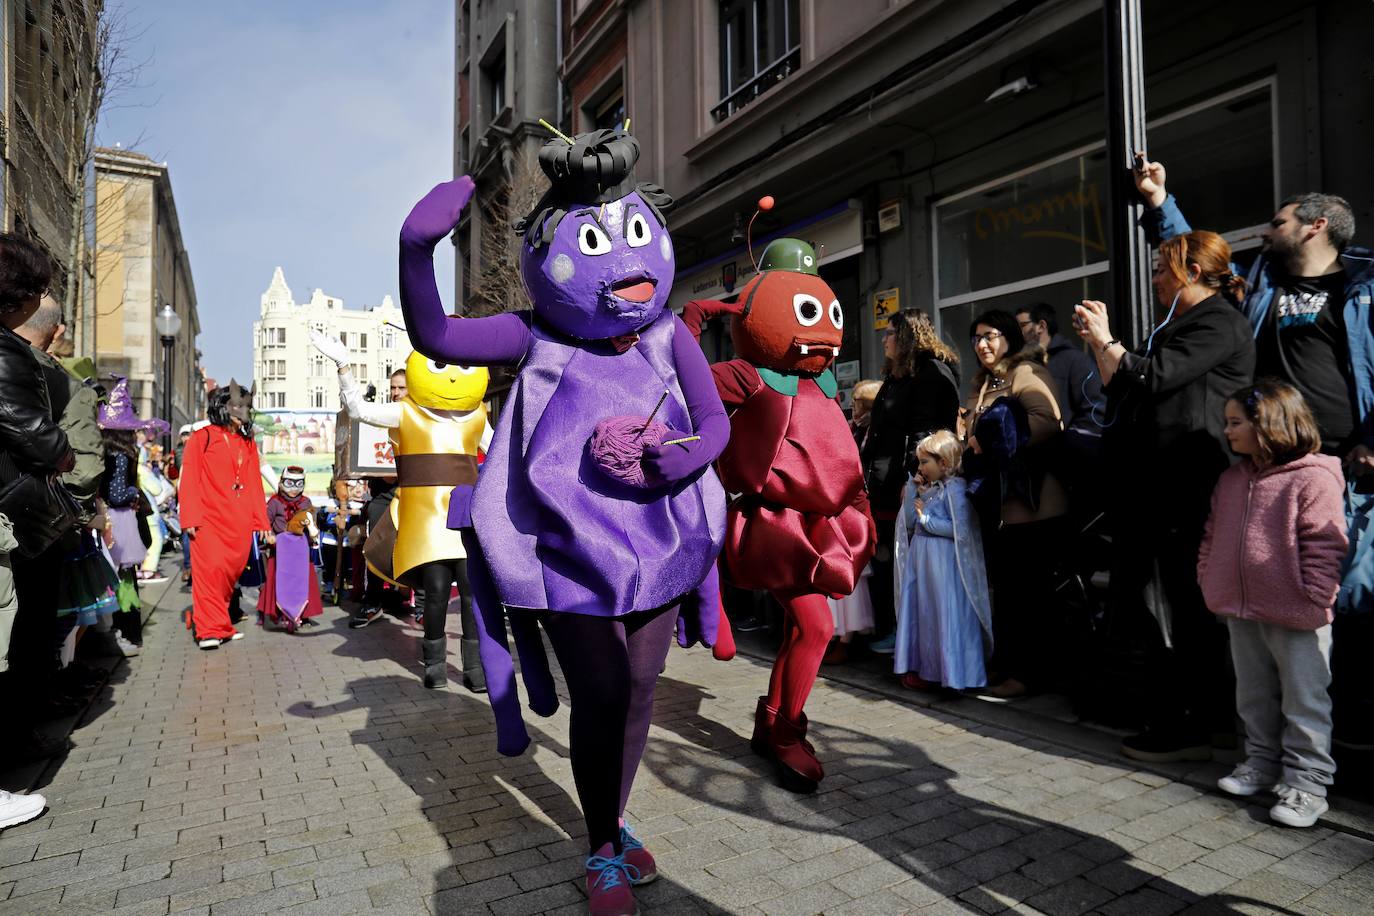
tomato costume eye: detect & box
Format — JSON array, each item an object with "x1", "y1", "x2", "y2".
[
  {"x1": 625, "y1": 212, "x2": 652, "y2": 248},
  {"x1": 428, "y1": 359, "x2": 448, "y2": 372},
  {"x1": 793, "y1": 294, "x2": 823, "y2": 327},
  {"x1": 455, "y1": 365, "x2": 477, "y2": 374},
  {"x1": 578, "y1": 223, "x2": 613, "y2": 255},
  {"x1": 828, "y1": 299, "x2": 844, "y2": 330}
]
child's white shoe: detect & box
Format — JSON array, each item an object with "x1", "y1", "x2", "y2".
[
  {"x1": 1269, "y1": 785, "x2": 1328, "y2": 828},
  {"x1": 1217, "y1": 764, "x2": 1279, "y2": 797}
]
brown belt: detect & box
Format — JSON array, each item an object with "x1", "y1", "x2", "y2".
[{"x1": 395, "y1": 453, "x2": 478, "y2": 489}]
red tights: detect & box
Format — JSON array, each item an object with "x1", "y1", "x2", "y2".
[{"x1": 765, "y1": 592, "x2": 834, "y2": 721}]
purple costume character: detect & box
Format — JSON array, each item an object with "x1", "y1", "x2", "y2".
[{"x1": 399, "y1": 130, "x2": 728, "y2": 884}]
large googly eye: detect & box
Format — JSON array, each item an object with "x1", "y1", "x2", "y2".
[
  {"x1": 577, "y1": 223, "x2": 613, "y2": 256},
  {"x1": 625, "y1": 212, "x2": 652, "y2": 248},
  {"x1": 828, "y1": 300, "x2": 844, "y2": 330},
  {"x1": 793, "y1": 293, "x2": 823, "y2": 327},
  {"x1": 428, "y1": 359, "x2": 447, "y2": 372},
  {"x1": 456, "y1": 365, "x2": 477, "y2": 375}
]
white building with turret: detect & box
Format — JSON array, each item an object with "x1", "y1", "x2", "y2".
[{"x1": 251, "y1": 266, "x2": 412, "y2": 410}]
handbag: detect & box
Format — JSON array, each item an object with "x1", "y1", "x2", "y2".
[
  {"x1": 0, "y1": 472, "x2": 82, "y2": 557},
  {"x1": 1337, "y1": 480, "x2": 1374, "y2": 614}
]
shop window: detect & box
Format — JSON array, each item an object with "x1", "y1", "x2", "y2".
[
  {"x1": 933, "y1": 80, "x2": 1275, "y2": 375},
  {"x1": 714, "y1": 0, "x2": 801, "y2": 123}
]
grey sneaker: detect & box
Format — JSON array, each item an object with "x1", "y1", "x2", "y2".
[
  {"x1": 1217, "y1": 764, "x2": 1278, "y2": 797},
  {"x1": 1270, "y1": 785, "x2": 1328, "y2": 828},
  {"x1": 114, "y1": 635, "x2": 141, "y2": 657}
]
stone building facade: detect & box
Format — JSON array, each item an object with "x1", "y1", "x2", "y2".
[
  {"x1": 92, "y1": 147, "x2": 202, "y2": 432},
  {"x1": 559, "y1": 0, "x2": 1374, "y2": 395},
  {"x1": 251, "y1": 266, "x2": 412, "y2": 412}
]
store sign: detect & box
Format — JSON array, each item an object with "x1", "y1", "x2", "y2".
[
  {"x1": 669, "y1": 203, "x2": 863, "y2": 312},
  {"x1": 878, "y1": 199, "x2": 901, "y2": 233},
  {"x1": 873, "y1": 288, "x2": 900, "y2": 330}
]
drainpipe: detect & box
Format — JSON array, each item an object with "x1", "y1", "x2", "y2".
[{"x1": 1102, "y1": 0, "x2": 1151, "y2": 346}]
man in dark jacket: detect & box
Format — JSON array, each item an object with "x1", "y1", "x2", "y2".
[
  {"x1": 1017, "y1": 303, "x2": 1104, "y2": 459},
  {"x1": 0, "y1": 233, "x2": 74, "y2": 822}
]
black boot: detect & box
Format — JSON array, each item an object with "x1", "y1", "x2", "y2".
[
  {"x1": 460, "y1": 637, "x2": 486, "y2": 694},
  {"x1": 421, "y1": 637, "x2": 448, "y2": 689}
]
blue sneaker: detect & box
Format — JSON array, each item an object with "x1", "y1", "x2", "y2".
[
  {"x1": 870, "y1": 634, "x2": 897, "y2": 654},
  {"x1": 585, "y1": 842, "x2": 639, "y2": 915},
  {"x1": 619, "y1": 823, "x2": 657, "y2": 885}
]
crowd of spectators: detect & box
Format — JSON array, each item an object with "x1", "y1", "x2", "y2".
[
  {"x1": 782, "y1": 160, "x2": 1372, "y2": 829},
  {"x1": 0, "y1": 233, "x2": 185, "y2": 829}
]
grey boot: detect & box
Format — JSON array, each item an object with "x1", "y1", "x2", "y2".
[
  {"x1": 460, "y1": 637, "x2": 486, "y2": 694},
  {"x1": 421, "y1": 637, "x2": 448, "y2": 689}
]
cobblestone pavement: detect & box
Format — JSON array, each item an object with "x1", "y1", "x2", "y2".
[{"x1": 2, "y1": 575, "x2": 1373, "y2": 915}]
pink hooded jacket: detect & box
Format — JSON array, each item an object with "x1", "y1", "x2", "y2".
[{"x1": 1198, "y1": 452, "x2": 1347, "y2": 630}]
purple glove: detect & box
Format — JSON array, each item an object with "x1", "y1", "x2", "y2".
[
  {"x1": 676, "y1": 567, "x2": 721, "y2": 649},
  {"x1": 400, "y1": 177, "x2": 476, "y2": 247},
  {"x1": 642, "y1": 427, "x2": 706, "y2": 486}
]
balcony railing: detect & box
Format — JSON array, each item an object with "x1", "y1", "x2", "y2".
[{"x1": 711, "y1": 45, "x2": 801, "y2": 123}]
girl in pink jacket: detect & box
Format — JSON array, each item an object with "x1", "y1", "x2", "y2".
[{"x1": 1199, "y1": 380, "x2": 1347, "y2": 828}]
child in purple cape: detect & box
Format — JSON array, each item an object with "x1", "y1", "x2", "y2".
[{"x1": 399, "y1": 129, "x2": 728, "y2": 914}]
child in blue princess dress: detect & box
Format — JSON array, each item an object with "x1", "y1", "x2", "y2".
[{"x1": 893, "y1": 429, "x2": 993, "y2": 691}]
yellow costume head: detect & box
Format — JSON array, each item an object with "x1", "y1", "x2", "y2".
[{"x1": 403, "y1": 350, "x2": 489, "y2": 411}]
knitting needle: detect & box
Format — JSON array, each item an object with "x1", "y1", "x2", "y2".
[
  {"x1": 662, "y1": 436, "x2": 700, "y2": 446},
  {"x1": 638, "y1": 390, "x2": 670, "y2": 441}
]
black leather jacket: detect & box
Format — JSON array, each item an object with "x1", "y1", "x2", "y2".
[{"x1": 0, "y1": 324, "x2": 72, "y2": 484}]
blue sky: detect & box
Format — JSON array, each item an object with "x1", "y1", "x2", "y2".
[{"x1": 100, "y1": 0, "x2": 456, "y2": 383}]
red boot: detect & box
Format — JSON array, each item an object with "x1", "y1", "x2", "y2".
[
  {"x1": 750, "y1": 696, "x2": 777, "y2": 758},
  {"x1": 770, "y1": 711, "x2": 823, "y2": 794}
]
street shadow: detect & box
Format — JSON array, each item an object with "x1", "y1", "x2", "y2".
[
  {"x1": 645, "y1": 674, "x2": 1303, "y2": 914},
  {"x1": 292, "y1": 614, "x2": 714, "y2": 912}
]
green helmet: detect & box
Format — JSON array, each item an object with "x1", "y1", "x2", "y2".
[{"x1": 756, "y1": 238, "x2": 818, "y2": 276}]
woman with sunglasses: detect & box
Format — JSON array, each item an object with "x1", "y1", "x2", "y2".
[{"x1": 1073, "y1": 229, "x2": 1255, "y2": 763}]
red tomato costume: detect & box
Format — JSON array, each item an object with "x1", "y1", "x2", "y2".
[
  {"x1": 179, "y1": 385, "x2": 269, "y2": 643},
  {"x1": 684, "y1": 237, "x2": 875, "y2": 793}
]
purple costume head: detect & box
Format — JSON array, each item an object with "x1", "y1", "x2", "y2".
[{"x1": 515, "y1": 130, "x2": 676, "y2": 340}]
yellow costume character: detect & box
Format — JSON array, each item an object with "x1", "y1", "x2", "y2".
[{"x1": 315, "y1": 333, "x2": 492, "y2": 691}]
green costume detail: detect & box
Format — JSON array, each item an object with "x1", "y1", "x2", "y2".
[{"x1": 756, "y1": 366, "x2": 838, "y2": 398}]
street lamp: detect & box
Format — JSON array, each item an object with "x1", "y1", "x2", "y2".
[{"x1": 155, "y1": 302, "x2": 182, "y2": 451}]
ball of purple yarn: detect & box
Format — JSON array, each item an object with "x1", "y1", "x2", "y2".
[{"x1": 589, "y1": 416, "x2": 668, "y2": 487}]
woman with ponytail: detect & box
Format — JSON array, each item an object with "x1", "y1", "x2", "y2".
[{"x1": 1072, "y1": 229, "x2": 1255, "y2": 764}]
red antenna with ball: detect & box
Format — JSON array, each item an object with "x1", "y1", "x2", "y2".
[{"x1": 747, "y1": 195, "x2": 775, "y2": 272}]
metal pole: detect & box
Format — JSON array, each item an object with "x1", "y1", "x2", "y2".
[
  {"x1": 1101, "y1": 0, "x2": 1152, "y2": 346},
  {"x1": 162, "y1": 337, "x2": 174, "y2": 453}
]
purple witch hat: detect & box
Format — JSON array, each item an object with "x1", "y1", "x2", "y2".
[{"x1": 97, "y1": 377, "x2": 170, "y2": 436}]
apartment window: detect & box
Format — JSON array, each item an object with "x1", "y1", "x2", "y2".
[
  {"x1": 312, "y1": 389, "x2": 326, "y2": 408},
  {"x1": 593, "y1": 93, "x2": 626, "y2": 132},
  {"x1": 261, "y1": 326, "x2": 286, "y2": 347},
  {"x1": 714, "y1": 0, "x2": 800, "y2": 123},
  {"x1": 382, "y1": 327, "x2": 396, "y2": 350},
  {"x1": 932, "y1": 80, "x2": 1276, "y2": 372},
  {"x1": 360, "y1": 333, "x2": 368, "y2": 350},
  {"x1": 485, "y1": 52, "x2": 506, "y2": 116},
  {"x1": 353, "y1": 364, "x2": 369, "y2": 382}
]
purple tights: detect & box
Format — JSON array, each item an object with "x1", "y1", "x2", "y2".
[{"x1": 538, "y1": 604, "x2": 679, "y2": 853}]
